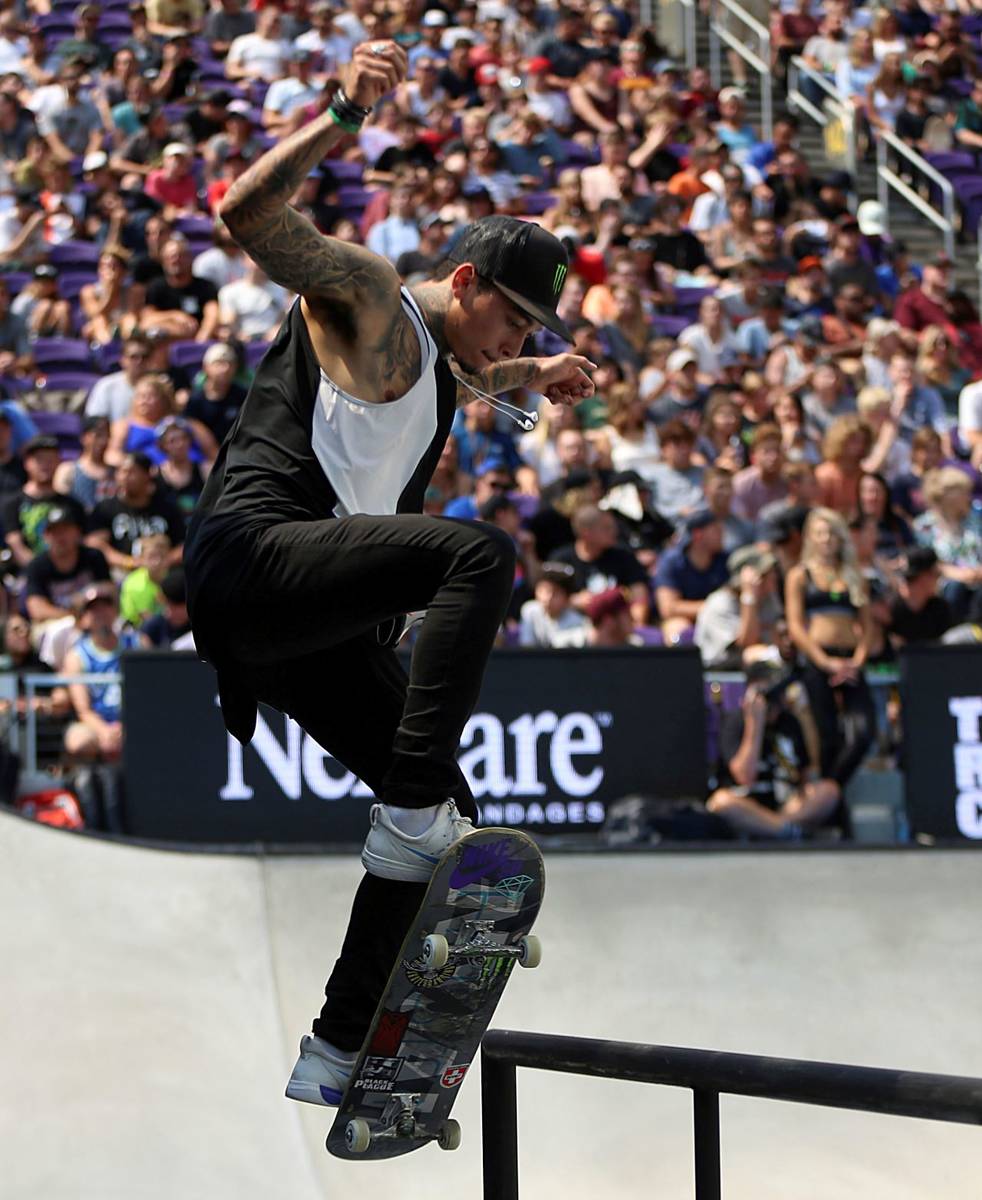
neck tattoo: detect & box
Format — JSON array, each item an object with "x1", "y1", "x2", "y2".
[{"x1": 409, "y1": 283, "x2": 451, "y2": 358}]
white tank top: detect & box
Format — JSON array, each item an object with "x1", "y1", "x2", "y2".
[{"x1": 310, "y1": 288, "x2": 440, "y2": 518}]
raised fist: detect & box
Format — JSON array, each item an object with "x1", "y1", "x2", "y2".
[{"x1": 340, "y1": 40, "x2": 409, "y2": 111}]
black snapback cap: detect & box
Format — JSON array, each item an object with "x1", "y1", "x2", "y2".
[{"x1": 448, "y1": 215, "x2": 574, "y2": 343}]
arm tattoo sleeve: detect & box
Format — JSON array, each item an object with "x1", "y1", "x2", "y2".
[
  {"x1": 219, "y1": 113, "x2": 397, "y2": 307},
  {"x1": 454, "y1": 357, "x2": 540, "y2": 406}
]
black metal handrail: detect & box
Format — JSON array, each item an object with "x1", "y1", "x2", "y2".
[{"x1": 481, "y1": 1030, "x2": 982, "y2": 1199}]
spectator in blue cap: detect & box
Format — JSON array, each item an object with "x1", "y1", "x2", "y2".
[
  {"x1": 654, "y1": 508, "x2": 728, "y2": 643},
  {"x1": 443, "y1": 456, "x2": 515, "y2": 520}
]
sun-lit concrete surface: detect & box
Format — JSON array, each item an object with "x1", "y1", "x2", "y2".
[{"x1": 3, "y1": 808, "x2": 980, "y2": 1199}]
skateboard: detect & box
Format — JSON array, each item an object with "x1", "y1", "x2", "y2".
[{"x1": 326, "y1": 827, "x2": 545, "y2": 1160}]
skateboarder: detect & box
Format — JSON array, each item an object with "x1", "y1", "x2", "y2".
[{"x1": 183, "y1": 39, "x2": 594, "y2": 1106}]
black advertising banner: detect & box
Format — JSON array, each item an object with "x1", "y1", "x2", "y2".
[
  {"x1": 900, "y1": 644, "x2": 982, "y2": 842},
  {"x1": 122, "y1": 648, "x2": 707, "y2": 844}
]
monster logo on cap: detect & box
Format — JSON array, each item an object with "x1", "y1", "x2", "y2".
[{"x1": 447, "y1": 216, "x2": 574, "y2": 343}]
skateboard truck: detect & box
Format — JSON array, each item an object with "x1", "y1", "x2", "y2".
[
  {"x1": 345, "y1": 1094, "x2": 462, "y2": 1154},
  {"x1": 422, "y1": 922, "x2": 542, "y2": 970}
]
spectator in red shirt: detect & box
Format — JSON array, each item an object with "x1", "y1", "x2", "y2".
[
  {"x1": 206, "y1": 148, "x2": 252, "y2": 215},
  {"x1": 145, "y1": 143, "x2": 200, "y2": 218},
  {"x1": 894, "y1": 255, "x2": 953, "y2": 333}
]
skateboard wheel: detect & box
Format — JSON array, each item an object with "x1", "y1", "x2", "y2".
[
  {"x1": 437, "y1": 1119, "x2": 461, "y2": 1151},
  {"x1": 518, "y1": 934, "x2": 542, "y2": 968},
  {"x1": 345, "y1": 1118, "x2": 371, "y2": 1154},
  {"x1": 422, "y1": 933, "x2": 449, "y2": 970}
]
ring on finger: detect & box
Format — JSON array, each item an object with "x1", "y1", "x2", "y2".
[{"x1": 370, "y1": 42, "x2": 387, "y2": 56}]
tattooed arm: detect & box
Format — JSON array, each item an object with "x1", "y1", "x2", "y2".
[
  {"x1": 454, "y1": 354, "x2": 597, "y2": 409},
  {"x1": 218, "y1": 42, "x2": 409, "y2": 322}
]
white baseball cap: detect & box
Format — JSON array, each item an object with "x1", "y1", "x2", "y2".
[
  {"x1": 667, "y1": 348, "x2": 698, "y2": 372},
  {"x1": 83, "y1": 150, "x2": 108, "y2": 172},
  {"x1": 856, "y1": 199, "x2": 887, "y2": 237},
  {"x1": 422, "y1": 8, "x2": 448, "y2": 24},
  {"x1": 163, "y1": 141, "x2": 192, "y2": 158}
]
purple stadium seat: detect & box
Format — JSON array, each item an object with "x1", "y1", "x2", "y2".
[
  {"x1": 97, "y1": 340, "x2": 123, "y2": 372},
  {"x1": 56, "y1": 270, "x2": 98, "y2": 302},
  {"x1": 956, "y1": 179, "x2": 982, "y2": 239},
  {"x1": 2, "y1": 271, "x2": 31, "y2": 296},
  {"x1": 32, "y1": 338, "x2": 93, "y2": 369},
  {"x1": 673, "y1": 287, "x2": 714, "y2": 312},
  {"x1": 924, "y1": 152, "x2": 978, "y2": 175},
  {"x1": 35, "y1": 370, "x2": 100, "y2": 393},
  {"x1": 520, "y1": 192, "x2": 556, "y2": 216},
  {"x1": 184, "y1": 236, "x2": 214, "y2": 258},
  {"x1": 562, "y1": 140, "x2": 600, "y2": 166},
  {"x1": 326, "y1": 160, "x2": 365, "y2": 184},
  {"x1": 174, "y1": 215, "x2": 215, "y2": 238},
  {"x1": 198, "y1": 64, "x2": 230, "y2": 83},
  {"x1": 636, "y1": 626, "x2": 664, "y2": 646},
  {"x1": 169, "y1": 340, "x2": 213, "y2": 370},
  {"x1": 98, "y1": 342, "x2": 123, "y2": 372},
  {"x1": 244, "y1": 341, "x2": 269, "y2": 369},
  {"x1": 30, "y1": 410, "x2": 83, "y2": 447},
  {"x1": 50, "y1": 241, "x2": 101, "y2": 267},
  {"x1": 651, "y1": 315, "x2": 689, "y2": 337},
  {"x1": 36, "y1": 14, "x2": 73, "y2": 33},
  {"x1": 97, "y1": 10, "x2": 131, "y2": 29}
]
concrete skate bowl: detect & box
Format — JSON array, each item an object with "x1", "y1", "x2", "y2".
[{"x1": 2, "y1": 807, "x2": 981, "y2": 1200}]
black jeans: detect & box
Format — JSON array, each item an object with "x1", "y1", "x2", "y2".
[
  {"x1": 800, "y1": 649, "x2": 876, "y2": 788},
  {"x1": 188, "y1": 512, "x2": 517, "y2": 1049}
]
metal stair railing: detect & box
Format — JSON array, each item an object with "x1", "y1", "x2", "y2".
[
  {"x1": 786, "y1": 55, "x2": 858, "y2": 179},
  {"x1": 875, "y1": 130, "x2": 956, "y2": 262},
  {"x1": 707, "y1": 0, "x2": 773, "y2": 140}
]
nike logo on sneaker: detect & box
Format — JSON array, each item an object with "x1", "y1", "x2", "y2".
[
  {"x1": 320, "y1": 1084, "x2": 343, "y2": 1104},
  {"x1": 405, "y1": 845, "x2": 440, "y2": 863}
]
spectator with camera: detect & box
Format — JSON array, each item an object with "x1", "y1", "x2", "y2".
[
  {"x1": 707, "y1": 661, "x2": 840, "y2": 839},
  {"x1": 695, "y1": 545, "x2": 783, "y2": 669}
]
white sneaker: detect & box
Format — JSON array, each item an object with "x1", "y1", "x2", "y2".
[
  {"x1": 285, "y1": 1034, "x2": 357, "y2": 1107},
  {"x1": 361, "y1": 800, "x2": 474, "y2": 882}
]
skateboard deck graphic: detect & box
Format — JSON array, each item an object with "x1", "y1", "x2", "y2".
[{"x1": 326, "y1": 827, "x2": 544, "y2": 1160}]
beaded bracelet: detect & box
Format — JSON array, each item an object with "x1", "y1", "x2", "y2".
[{"x1": 328, "y1": 86, "x2": 372, "y2": 132}]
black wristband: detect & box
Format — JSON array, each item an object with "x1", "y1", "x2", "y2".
[{"x1": 331, "y1": 86, "x2": 372, "y2": 122}]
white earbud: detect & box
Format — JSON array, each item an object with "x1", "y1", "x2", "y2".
[{"x1": 453, "y1": 372, "x2": 540, "y2": 432}]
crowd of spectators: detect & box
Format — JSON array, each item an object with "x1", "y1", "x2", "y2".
[{"x1": 0, "y1": 0, "x2": 978, "y2": 834}]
